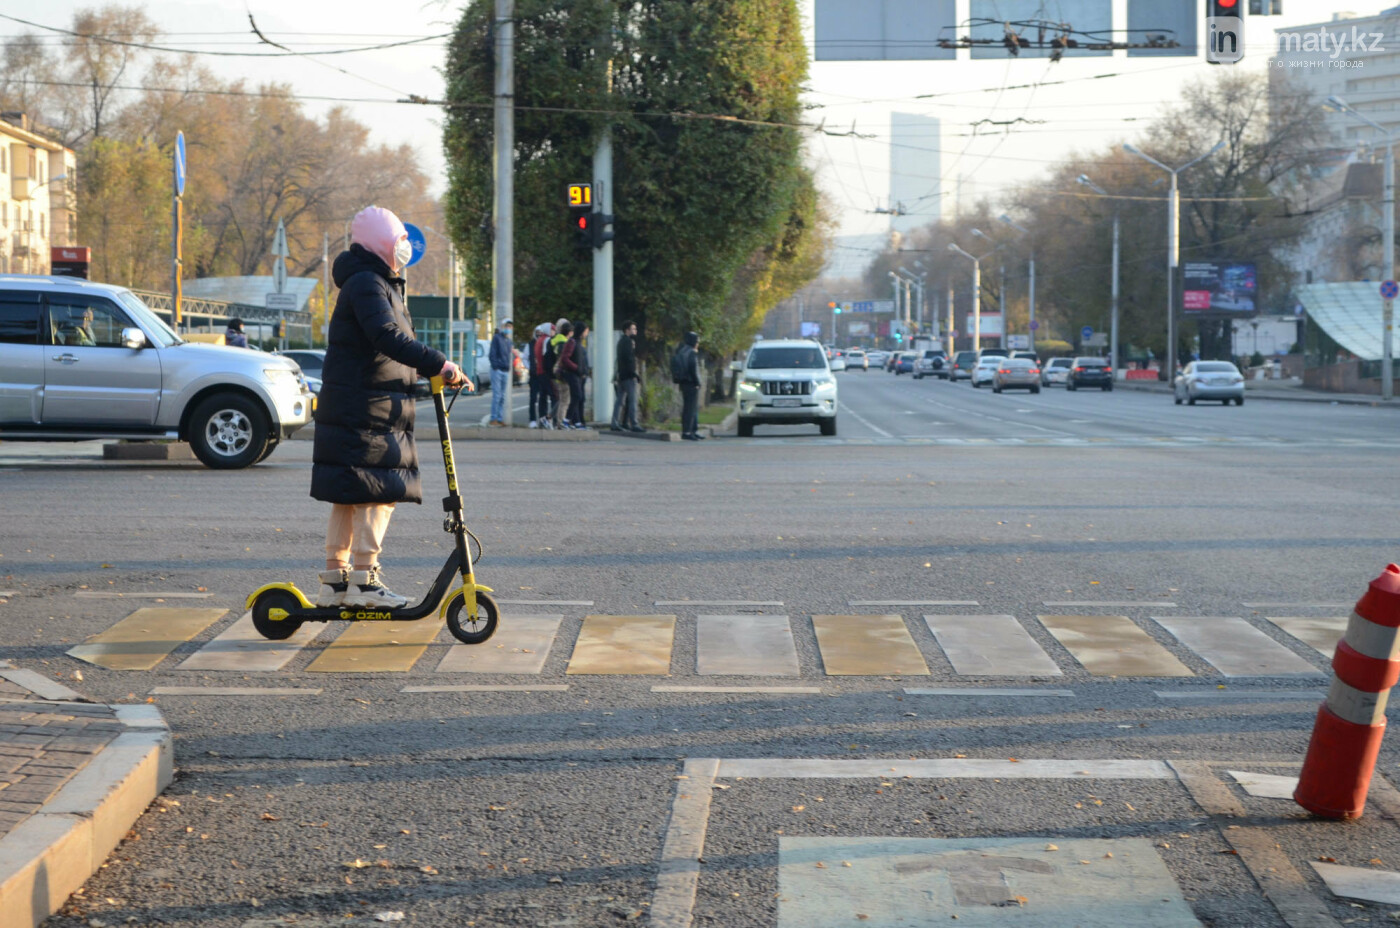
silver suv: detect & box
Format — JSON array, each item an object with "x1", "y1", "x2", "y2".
[
  {"x1": 0, "y1": 276, "x2": 314, "y2": 468},
  {"x1": 734, "y1": 339, "x2": 838, "y2": 437}
]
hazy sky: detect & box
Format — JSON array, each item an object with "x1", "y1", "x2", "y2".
[{"x1": 21, "y1": 0, "x2": 1384, "y2": 257}]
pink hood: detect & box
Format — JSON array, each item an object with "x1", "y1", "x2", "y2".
[{"x1": 350, "y1": 206, "x2": 407, "y2": 270}]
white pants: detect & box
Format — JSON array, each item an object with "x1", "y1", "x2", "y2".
[{"x1": 325, "y1": 503, "x2": 395, "y2": 570}]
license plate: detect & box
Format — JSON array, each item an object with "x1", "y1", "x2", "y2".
[{"x1": 773, "y1": 398, "x2": 802, "y2": 407}]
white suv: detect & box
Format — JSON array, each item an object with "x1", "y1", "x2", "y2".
[{"x1": 735, "y1": 339, "x2": 838, "y2": 437}]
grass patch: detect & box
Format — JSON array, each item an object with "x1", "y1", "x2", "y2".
[{"x1": 655, "y1": 404, "x2": 734, "y2": 431}]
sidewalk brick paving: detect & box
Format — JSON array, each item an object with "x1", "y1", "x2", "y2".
[{"x1": 0, "y1": 678, "x2": 123, "y2": 838}]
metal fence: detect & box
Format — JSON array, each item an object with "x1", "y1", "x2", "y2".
[{"x1": 133, "y1": 289, "x2": 315, "y2": 348}]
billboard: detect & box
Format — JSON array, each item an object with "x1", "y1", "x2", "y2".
[
  {"x1": 848, "y1": 322, "x2": 871, "y2": 337},
  {"x1": 800, "y1": 321, "x2": 821, "y2": 338},
  {"x1": 966, "y1": 313, "x2": 1004, "y2": 338},
  {"x1": 1183, "y1": 262, "x2": 1257, "y2": 314},
  {"x1": 814, "y1": 0, "x2": 954, "y2": 61}
]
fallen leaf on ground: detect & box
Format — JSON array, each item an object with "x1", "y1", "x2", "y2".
[{"x1": 260, "y1": 813, "x2": 279, "y2": 822}]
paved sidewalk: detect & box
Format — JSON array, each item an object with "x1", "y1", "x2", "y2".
[{"x1": 0, "y1": 661, "x2": 173, "y2": 927}]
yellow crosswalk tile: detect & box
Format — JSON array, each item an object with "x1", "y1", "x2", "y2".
[
  {"x1": 812, "y1": 615, "x2": 929, "y2": 676},
  {"x1": 1038, "y1": 615, "x2": 1193, "y2": 677},
  {"x1": 305, "y1": 618, "x2": 444, "y2": 673},
  {"x1": 1266, "y1": 616, "x2": 1348, "y2": 658},
  {"x1": 67, "y1": 607, "x2": 228, "y2": 671},
  {"x1": 566, "y1": 615, "x2": 675, "y2": 675}
]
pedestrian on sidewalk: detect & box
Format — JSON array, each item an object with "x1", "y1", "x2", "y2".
[
  {"x1": 551, "y1": 320, "x2": 574, "y2": 429},
  {"x1": 673, "y1": 330, "x2": 703, "y2": 441},
  {"x1": 611, "y1": 320, "x2": 643, "y2": 432},
  {"x1": 488, "y1": 319, "x2": 514, "y2": 426},
  {"x1": 529, "y1": 323, "x2": 554, "y2": 428},
  {"x1": 566, "y1": 322, "x2": 590, "y2": 428},
  {"x1": 311, "y1": 205, "x2": 470, "y2": 609}
]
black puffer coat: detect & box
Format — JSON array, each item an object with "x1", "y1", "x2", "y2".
[{"x1": 310, "y1": 244, "x2": 447, "y2": 505}]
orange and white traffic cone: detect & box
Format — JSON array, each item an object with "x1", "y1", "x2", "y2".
[{"x1": 1294, "y1": 563, "x2": 1400, "y2": 819}]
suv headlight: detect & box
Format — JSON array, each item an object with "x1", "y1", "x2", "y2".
[
  {"x1": 812, "y1": 375, "x2": 835, "y2": 389},
  {"x1": 264, "y1": 368, "x2": 300, "y2": 387},
  {"x1": 740, "y1": 378, "x2": 763, "y2": 390}
]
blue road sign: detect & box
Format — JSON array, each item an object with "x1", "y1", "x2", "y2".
[
  {"x1": 403, "y1": 223, "x2": 427, "y2": 267},
  {"x1": 1081, "y1": 325, "x2": 1094, "y2": 341},
  {"x1": 1029, "y1": 320, "x2": 1040, "y2": 331},
  {"x1": 1382, "y1": 280, "x2": 1399, "y2": 301},
  {"x1": 174, "y1": 131, "x2": 186, "y2": 196}
]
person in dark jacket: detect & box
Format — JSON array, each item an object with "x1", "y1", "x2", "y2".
[
  {"x1": 675, "y1": 331, "x2": 703, "y2": 440},
  {"x1": 528, "y1": 323, "x2": 554, "y2": 428},
  {"x1": 562, "y1": 323, "x2": 589, "y2": 428},
  {"x1": 610, "y1": 320, "x2": 642, "y2": 432},
  {"x1": 310, "y1": 206, "x2": 469, "y2": 609},
  {"x1": 487, "y1": 319, "x2": 513, "y2": 426},
  {"x1": 551, "y1": 321, "x2": 574, "y2": 429},
  {"x1": 225, "y1": 317, "x2": 248, "y2": 348}
]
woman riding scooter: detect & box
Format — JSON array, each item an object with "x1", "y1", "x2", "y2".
[{"x1": 310, "y1": 206, "x2": 470, "y2": 609}]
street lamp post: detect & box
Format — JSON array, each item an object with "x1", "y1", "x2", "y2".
[
  {"x1": 1123, "y1": 140, "x2": 1225, "y2": 382},
  {"x1": 999, "y1": 215, "x2": 1035, "y2": 353},
  {"x1": 1325, "y1": 95, "x2": 1394, "y2": 401},
  {"x1": 1077, "y1": 175, "x2": 1120, "y2": 374},
  {"x1": 948, "y1": 243, "x2": 981, "y2": 347},
  {"x1": 971, "y1": 229, "x2": 1004, "y2": 348}
]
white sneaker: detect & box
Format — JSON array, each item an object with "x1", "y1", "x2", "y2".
[
  {"x1": 316, "y1": 569, "x2": 348, "y2": 606},
  {"x1": 529, "y1": 420, "x2": 539, "y2": 428},
  {"x1": 344, "y1": 567, "x2": 410, "y2": 608}
]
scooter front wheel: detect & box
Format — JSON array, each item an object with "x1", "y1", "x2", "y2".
[
  {"x1": 252, "y1": 589, "x2": 304, "y2": 640},
  {"x1": 446, "y1": 590, "x2": 499, "y2": 644}
]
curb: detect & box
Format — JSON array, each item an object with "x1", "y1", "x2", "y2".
[
  {"x1": 101, "y1": 442, "x2": 196, "y2": 461},
  {"x1": 0, "y1": 702, "x2": 173, "y2": 928},
  {"x1": 1115, "y1": 382, "x2": 1399, "y2": 407},
  {"x1": 289, "y1": 425, "x2": 599, "y2": 442}
]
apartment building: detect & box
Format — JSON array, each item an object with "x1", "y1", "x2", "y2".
[{"x1": 0, "y1": 112, "x2": 77, "y2": 275}]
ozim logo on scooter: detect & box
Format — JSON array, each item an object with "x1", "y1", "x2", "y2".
[
  {"x1": 339, "y1": 610, "x2": 394, "y2": 620},
  {"x1": 442, "y1": 439, "x2": 457, "y2": 492}
]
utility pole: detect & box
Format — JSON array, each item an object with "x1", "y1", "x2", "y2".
[
  {"x1": 1078, "y1": 176, "x2": 1121, "y2": 373},
  {"x1": 322, "y1": 232, "x2": 330, "y2": 345},
  {"x1": 592, "y1": 129, "x2": 615, "y2": 424},
  {"x1": 493, "y1": 0, "x2": 515, "y2": 422},
  {"x1": 948, "y1": 243, "x2": 981, "y2": 347},
  {"x1": 999, "y1": 215, "x2": 1034, "y2": 352},
  {"x1": 946, "y1": 281, "x2": 954, "y2": 355},
  {"x1": 171, "y1": 131, "x2": 185, "y2": 331},
  {"x1": 448, "y1": 237, "x2": 456, "y2": 366},
  {"x1": 999, "y1": 264, "x2": 1006, "y2": 349}
]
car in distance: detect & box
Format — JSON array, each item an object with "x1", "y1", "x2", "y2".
[
  {"x1": 1041, "y1": 357, "x2": 1072, "y2": 386},
  {"x1": 992, "y1": 357, "x2": 1041, "y2": 393},
  {"x1": 0, "y1": 276, "x2": 314, "y2": 468},
  {"x1": 276, "y1": 349, "x2": 325, "y2": 394},
  {"x1": 1174, "y1": 360, "x2": 1245, "y2": 406},
  {"x1": 970, "y1": 356, "x2": 1000, "y2": 388},
  {"x1": 735, "y1": 339, "x2": 838, "y2": 437},
  {"x1": 949, "y1": 350, "x2": 979, "y2": 382},
  {"x1": 845, "y1": 349, "x2": 868, "y2": 371},
  {"x1": 1067, "y1": 357, "x2": 1113, "y2": 391},
  {"x1": 979, "y1": 347, "x2": 1010, "y2": 360},
  {"x1": 866, "y1": 350, "x2": 889, "y2": 368},
  {"x1": 893, "y1": 351, "x2": 918, "y2": 375},
  {"x1": 914, "y1": 349, "x2": 948, "y2": 380}
]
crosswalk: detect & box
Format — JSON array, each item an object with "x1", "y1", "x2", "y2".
[
  {"x1": 739, "y1": 435, "x2": 1400, "y2": 449},
  {"x1": 61, "y1": 604, "x2": 1350, "y2": 681}
]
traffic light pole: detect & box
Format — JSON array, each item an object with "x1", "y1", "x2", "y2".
[
  {"x1": 592, "y1": 129, "x2": 615, "y2": 423},
  {"x1": 493, "y1": 0, "x2": 515, "y2": 423}
]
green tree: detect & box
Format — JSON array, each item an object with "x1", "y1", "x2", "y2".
[{"x1": 443, "y1": 0, "x2": 825, "y2": 355}]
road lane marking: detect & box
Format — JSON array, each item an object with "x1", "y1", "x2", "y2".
[
  {"x1": 652, "y1": 685, "x2": 821, "y2": 694},
  {"x1": 436, "y1": 615, "x2": 561, "y2": 674},
  {"x1": 1310, "y1": 862, "x2": 1400, "y2": 906},
  {"x1": 812, "y1": 614, "x2": 929, "y2": 676},
  {"x1": 67, "y1": 607, "x2": 228, "y2": 671},
  {"x1": 923, "y1": 614, "x2": 1062, "y2": 676},
  {"x1": 176, "y1": 611, "x2": 320, "y2": 673},
  {"x1": 1228, "y1": 770, "x2": 1298, "y2": 799},
  {"x1": 74, "y1": 591, "x2": 214, "y2": 599},
  {"x1": 497, "y1": 599, "x2": 593, "y2": 606},
  {"x1": 850, "y1": 600, "x2": 979, "y2": 607},
  {"x1": 305, "y1": 618, "x2": 445, "y2": 673},
  {"x1": 149, "y1": 686, "x2": 322, "y2": 696},
  {"x1": 1038, "y1": 615, "x2": 1193, "y2": 677},
  {"x1": 716, "y1": 758, "x2": 1173, "y2": 778},
  {"x1": 0, "y1": 668, "x2": 83, "y2": 700},
  {"x1": 1242, "y1": 602, "x2": 1350, "y2": 609},
  {"x1": 655, "y1": 600, "x2": 783, "y2": 607},
  {"x1": 651, "y1": 757, "x2": 720, "y2": 928},
  {"x1": 1151, "y1": 616, "x2": 1322, "y2": 677},
  {"x1": 567, "y1": 615, "x2": 676, "y2": 675},
  {"x1": 904, "y1": 687, "x2": 1073, "y2": 697},
  {"x1": 1265, "y1": 616, "x2": 1347, "y2": 658},
  {"x1": 838, "y1": 401, "x2": 893, "y2": 438},
  {"x1": 1154, "y1": 689, "x2": 1323, "y2": 700},
  {"x1": 401, "y1": 684, "x2": 569, "y2": 693},
  {"x1": 1044, "y1": 601, "x2": 1178, "y2": 608},
  {"x1": 696, "y1": 615, "x2": 800, "y2": 676}
]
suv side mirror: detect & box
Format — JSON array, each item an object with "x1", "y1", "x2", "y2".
[
  {"x1": 729, "y1": 360, "x2": 742, "y2": 372},
  {"x1": 122, "y1": 327, "x2": 148, "y2": 349}
]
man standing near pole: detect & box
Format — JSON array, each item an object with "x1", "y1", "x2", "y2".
[
  {"x1": 611, "y1": 321, "x2": 643, "y2": 433},
  {"x1": 488, "y1": 319, "x2": 513, "y2": 426}
]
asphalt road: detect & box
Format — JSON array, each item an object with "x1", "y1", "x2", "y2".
[{"x1": 4, "y1": 372, "x2": 1400, "y2": 927}]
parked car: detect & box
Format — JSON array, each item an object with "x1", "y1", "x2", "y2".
[
  {"x1": 992, "y1": 357, "x2": 1041, "y2": 394},
  {"x1": 0, "y1": 276, "x2": 314, "y2": 468},
  {"x1": 734, "y1": 339, "x2": 838, "y2": 437},
  {"x1": 866, "y1": 350, "x2": 889, "y2": 367},
  {"x1": 914, "y1": 349, "x2": 948, "y2": 380},
  {"x1": 275, "y1": 349, "x2": 324, "y2": 394},
  {"x1": 1067, "y1": 357, "x2": 1114, "y2": 391},
  {"x1": 893, "y1": 351, "x2": 918, "y2": 375},
  {"x1": 1041, "y1": 357, "x2": 1072, "y2": 386},
  {"x1": 845, "y1": 349, "x2": 868, "y2": 371},
  {"x1": 970, "y1": 356, "x2": 1000, "y2": 388},
  {"x1": 949, "y1": 350, "x2": 979, "y2": 381},
  {"x1": 1174, "y1": 360, "x2": 1245, "y2": 406}
]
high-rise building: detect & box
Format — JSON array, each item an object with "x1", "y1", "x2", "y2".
[
  {"x1": 888, "y1": 112, "x2": 941, "y2": 238},
  {"x1": 0, "y1": 113, "x2": 77, "y2": 275}
]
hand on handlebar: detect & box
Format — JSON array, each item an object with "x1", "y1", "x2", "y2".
[{"x1": 441, "y1": 361, "x2": 473, "y2": 390}]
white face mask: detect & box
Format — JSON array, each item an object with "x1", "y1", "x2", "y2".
[{"x1": 393, "y1": 237, "x2": 412, "y2": 270}]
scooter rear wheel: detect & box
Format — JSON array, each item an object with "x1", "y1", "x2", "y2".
[
  {"x1": 252, "y1": 589, "x2": 304, "y2": 640},
  {"x1": 446, "y1": 590, "x2": 499, "y2": 644}
]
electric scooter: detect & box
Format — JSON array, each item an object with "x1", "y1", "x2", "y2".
[{"x1": 246, "y1": 375, "x2": 499, "y2": 645}]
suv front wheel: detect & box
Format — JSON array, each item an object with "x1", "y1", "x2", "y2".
[{"x1": 188, "y1": 393, "x2": 271, "y2": 469}]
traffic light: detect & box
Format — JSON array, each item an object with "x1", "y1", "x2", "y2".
[
  {"x1": 567, "y1": 182, "x2": 592, "y2": 248},
  {"x1": 274, "y1": 320, "x2": 286, "y2": 339},
  {"x1": 590, "y1": 213, "x2": 615, "y2": 250},
  {"x1": 1206, "y1": 0, "x2": 1244, "y2": 64},
  {"x1": 572, "y1": 210, "x2": 593, "y2": 249}
]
